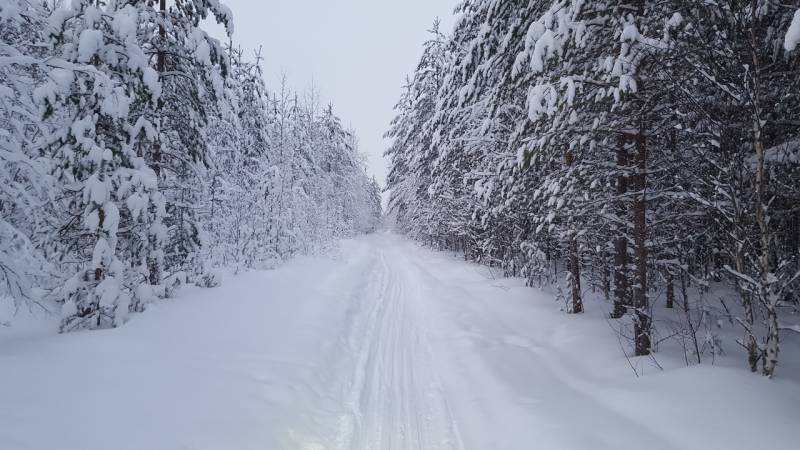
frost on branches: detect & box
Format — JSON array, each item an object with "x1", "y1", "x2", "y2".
[
  {"x1": 0, "y1": 0, "x2": 380, "y2": 331},
  {"x1": 385, "y1": 0, "x2": 800, "y2": 377}
]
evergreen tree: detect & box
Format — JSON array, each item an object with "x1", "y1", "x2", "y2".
[{"x1": 386, "y1": 0, "x2": 799, "y2": 374}]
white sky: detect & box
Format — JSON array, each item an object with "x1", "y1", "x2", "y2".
[{"x1": 206, "y1": 1, "x2": 458, "y2": 187}]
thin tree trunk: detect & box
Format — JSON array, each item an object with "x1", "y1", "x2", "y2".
[
  {"x1": 680, "y1": 267, "x2": 701, "y2": 364},
  {"x1": 666, "y1": 272, "x2": 674, "y2": 309},
  {"x1": 569, "y1": 237, "x2": 583, "y2": 313},
  {"x1": 749, "y1": 19, "x2": 778, "y2": 377},
  {"x1": 755, "y1": 115, "x2": 778, "y2": 376},
  {"x1": 153, "y1": 0, "x2": 166, "y2": 178},
  {"x1": 665, "y1": 129, "x2": 676, "y2": 311},
  {"x1": 144, "y1": 0, "x2": 167, "y2": 293},
  {"x1": 565, "y1": 149, "x2": 582, "y2": 314},
  {"x1": 602, "y1": 256, "x2": 611, "y2": 302},
  {"x1": 632, "y1": 130, "x2": 650, "y2": 356},
  {"x1": 735, "y1": 243, "x2": 760, "y2": 371}
]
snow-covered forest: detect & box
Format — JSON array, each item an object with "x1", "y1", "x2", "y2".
[
  {"x1": 1, "y1": 0, "x2": 381, "y2": 331},
  {"x1": 386, "y1": 0, "x2": 800, "y2": 377},
  {"x1": 2, "y1": 1, "x2": 800, "y2": 449}
]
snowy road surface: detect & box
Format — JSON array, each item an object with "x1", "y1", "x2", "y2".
[{"x1": 1, "y1": 233, "x2": 799, "y2": 450}]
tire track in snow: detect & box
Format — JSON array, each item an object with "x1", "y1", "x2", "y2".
[{"x1": 332, "y1": 242, "x2": 463, "y2": 450}]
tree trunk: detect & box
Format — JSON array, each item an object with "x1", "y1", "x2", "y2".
[
  {"x1": 568, "y1": 237, "x2": 583, "y2": 313},
  {"x1": 612, "y1": 135, "x2": 629, "y2": 319},
  {"x1": 666, "y1": 272, "x2": 674, "y2": 309},
  {"x1": 754, "y1": 116, "x2": 778, "y2": 376},
  {"x1": 749, "y1": 25, "x2": 778, "y2": 377},
  {"x1": 602, "y1": 257, "x2": 611, "y2": 302},
  {"x1": 632, "y1": 130, "x2": 650, "y2": 356},
  {"x1": 143, "y1": 0, "x2": 167, "y2": 293},
  {"x1": 565, "y1": 149, "x2": 583, "y2": 314},
  {"x1": 153, "y1": 0, "x2": 166, "y2": 178},
  {"x1": 735, "y1": 244, "x2": 759, "y2": 371},
  {"x1": 680, "y1": 267, "x2": 701, "y2": 364}
]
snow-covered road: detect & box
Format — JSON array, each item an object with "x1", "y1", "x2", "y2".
[
  {"x1": 1, "y1": 233, "x2": 799, "y2": 450},
  {"x1": 326, "y1": 236, "x2": 462, "y2": 450}
]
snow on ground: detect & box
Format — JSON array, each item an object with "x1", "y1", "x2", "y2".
[{"x1": 1, "y1": 233, "x2": 799, "y2": 450}]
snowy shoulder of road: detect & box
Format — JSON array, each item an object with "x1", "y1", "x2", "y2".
[{"x1": 1, "y1": 233, "x2": 799, "y2": 450}]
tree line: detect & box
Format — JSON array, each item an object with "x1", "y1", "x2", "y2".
[
  {"x1": 1, "y1": 0, "x2": 381, "y2": 331},
  {"x1": 385, "y1": 0, "x2": 800, "y2": 377}
]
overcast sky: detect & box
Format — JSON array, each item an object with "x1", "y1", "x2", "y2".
[{"x1": 206, "y1": 1, "x2": 458, "y2": 187}]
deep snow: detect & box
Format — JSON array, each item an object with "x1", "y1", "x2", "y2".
[{"x1": 1, "y1": 233, "x2": 799, "y2": 450}]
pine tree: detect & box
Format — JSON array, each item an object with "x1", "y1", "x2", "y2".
[
  {"x1": 386, "y1": 0, "x2": 799, "y2": 372},
  {"x1": 40, "y1": 1, "x2": 166, "y2": 330},
  {"x1": 0, "y1": 0, "x2": 55, "y2": 308},
  {"x1": 148, "y1": 0, "x2": 233, "y2": 287}
]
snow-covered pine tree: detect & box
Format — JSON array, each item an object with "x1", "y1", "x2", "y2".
[
  {"x1": 513, "y1": 0, "x2": 691, "y2": 350},
  {"x1": 202, "y1": 44, "x2": 274, "y2": 270},
  {"x1": 40, "y1": 1, "x2": 166, "y2": 330},
  {"x1": 148, "y1": 0, "x2": 233, "y2": 288},
  {"x1": 0, "y1": 0, "x2": 55, "y2": 310},
  {"x1": 386, "y1": 19, "x2": 453, "y2": 246},
  {"x1": 1, "y1": 0, "x2": 381, "y2": 331},
  {"x1": 388, "y1": 0, "x2": 798, "y2": 371}
]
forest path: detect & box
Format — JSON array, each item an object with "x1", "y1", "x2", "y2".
[
  {"x1": 303, "y1": 233, "x2": 674, "y2": 450},
  {"x1": 321, "y1": 236, "x2": 464, "y2": 450},
  {"x1": 2, "y1": 233, "x2": 797, "y2": 450}
]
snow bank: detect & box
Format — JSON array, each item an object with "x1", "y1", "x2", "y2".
[
  {"x1": 399, "y1": 235, "x2": 800, "y2": 449},
  {"x1": 0, "y1": 244, "x2": 372, "y2": 450}
]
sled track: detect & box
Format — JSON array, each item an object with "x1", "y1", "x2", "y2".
[{"x1": 334, "y1": 247, "x2": 464, "y2": 450}]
